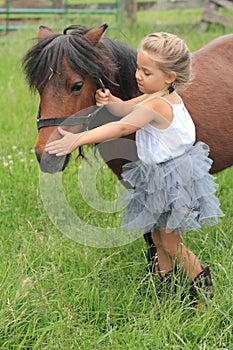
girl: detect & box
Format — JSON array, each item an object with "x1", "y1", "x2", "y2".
[{"x1": 45, "y1": 32, "x2": 223, "y2": 301}]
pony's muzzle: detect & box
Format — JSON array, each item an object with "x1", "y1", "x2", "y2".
[{"x1": 35, "y1": 148, "x2": 70, "y2": 173}]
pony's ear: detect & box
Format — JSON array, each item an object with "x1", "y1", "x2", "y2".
[
  {"x1": 38, "y1": 25, "x2": 54, "y2": 41},
  {"x1": 84, "y1": 24, "x2": 108, "y2": 45}
]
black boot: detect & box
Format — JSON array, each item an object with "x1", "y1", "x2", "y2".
[
  {"x1": 190, "y1": 266, "x2": 214, "y2": 303},
  {"x1": 143, "y1": 232, "x2": 157, "y2": 273},
  {"x1": 156, "y1": 263, "x2": 178, "y2": 296}
]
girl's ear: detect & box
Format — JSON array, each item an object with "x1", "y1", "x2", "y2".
[{"x1": 166, "y1": 71, "x2": 177, "y2": 85}]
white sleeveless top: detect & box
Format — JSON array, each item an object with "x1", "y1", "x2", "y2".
[{"x1": 136, "y1": 96, "x2": 196, "y2": 164}]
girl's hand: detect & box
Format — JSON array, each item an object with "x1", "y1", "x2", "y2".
[
  {"x1": 45, "y1": 127, "x2": 83, "y2": 156},
  {"x1": 95, "y1": 88, "x2": 111, "y2": 106}
]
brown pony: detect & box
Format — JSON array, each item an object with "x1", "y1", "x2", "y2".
[{"x1": 23, "y1": 24, "x2": 233, "y2": 262}]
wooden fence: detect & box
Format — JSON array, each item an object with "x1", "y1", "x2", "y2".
[
  {"x1": 1, "y1": 0, "x2": 232, "y2": 32},
  {"x1": 0, "y1": 0, "x2": 120, "y2": 32},
  {"x1": 201, "y1": 0, "x2": 233, "y2": 27}
]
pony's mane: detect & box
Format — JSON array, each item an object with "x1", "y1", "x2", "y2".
[
  {"x1": 22, "y1": 25, "x2": 141, "y2": 100},
  {"x1": 103, "y1": 37, "x2": 141, "y2": 100}
]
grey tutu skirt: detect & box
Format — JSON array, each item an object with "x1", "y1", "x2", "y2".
[{"x1": 121, "y1": 141, "x2": 224, "y2": 235}]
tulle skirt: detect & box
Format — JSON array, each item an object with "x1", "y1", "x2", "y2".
[{"x1": 121, "y1": 142, "x2": 224, "y2": 235}]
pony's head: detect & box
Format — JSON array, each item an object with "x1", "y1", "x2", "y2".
[{"x1": 23, "y1": 24, "x2": 139, "y2": 173}]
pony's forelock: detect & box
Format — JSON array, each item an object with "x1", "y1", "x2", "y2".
[
  {"x1": 22, "y1": 29, "x2": 117, "y2": 92},
  {"x1": 22, "y1": 25, "x2": 140, "y2": 100}
]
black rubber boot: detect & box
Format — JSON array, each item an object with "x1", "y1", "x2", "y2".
[
  {"x1": 156, "y1": 263, "x2": 178, "y2": 296},
  {"x1": 190, "y1": 266, "x2": 214, "y2": 303},
  {"x1": 143, "y1": 232, "x2": 157, "y2": 273}
]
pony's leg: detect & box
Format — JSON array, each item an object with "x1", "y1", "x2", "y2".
[{"x1": 143, "y1": 232, "x2": 157, "y2": 272}]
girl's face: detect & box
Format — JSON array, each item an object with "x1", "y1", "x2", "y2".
[{"x1": 135, "y1": 50, "x2": 173, "y2": 94}]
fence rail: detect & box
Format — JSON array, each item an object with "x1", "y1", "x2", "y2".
[
  {"x1": 0, "y1": 0, "x2": 120, "y2": 32},
  {"x1": 1, "y1": 0, "x2": 231, "y2": 32}
]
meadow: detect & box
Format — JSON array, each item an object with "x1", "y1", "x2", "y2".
[{"x1": 0, "y1": 8, "x2": 233, "y2": 349}]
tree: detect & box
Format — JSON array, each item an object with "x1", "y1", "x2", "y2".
[
  {"x1": 52, "y1": 0, "x2": 63, "y2": 8},
  {"x1": 119, "y1": 0, "x2": 137, "y2": 26}
]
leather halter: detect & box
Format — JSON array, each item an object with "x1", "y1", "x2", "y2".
[
  {"x1": 36, "y1": 107, "x2": 101, "y2": 131},
  {"x1": 37, "y1": 78, "x2": 107, "y2": 131}
]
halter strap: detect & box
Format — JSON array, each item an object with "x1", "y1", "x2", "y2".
[{"x1": 37, "y1": 116, "x2": 92, "y2": 130}]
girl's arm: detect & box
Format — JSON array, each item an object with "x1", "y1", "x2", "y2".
[
  {"x1": 95, "y1": 89, "x2": 122, "y2": 106},
  {"x1": 96, "y1": 88, "x2": 147, "y2": 105},
  {"x1": 45, "y1": 119, "x2": 138, "y2": 156},
  {"x1": 45, "y1": 104, "x2": 158, "y2": 156}
]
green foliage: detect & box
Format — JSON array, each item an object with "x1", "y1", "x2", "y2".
[{"x1": 0, "y1": 11, "x2": 232, "y2": 349}]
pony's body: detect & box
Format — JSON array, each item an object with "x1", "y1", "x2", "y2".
[
  {"x1": 23, "y1": 24, "x2": 233, "y2": 176},
  {"x1": 23, "y1": 24, "x2": 232, "y2": 263},
  {"x1": 181, "y1": 34, "x2": 233, "y2": 173}
]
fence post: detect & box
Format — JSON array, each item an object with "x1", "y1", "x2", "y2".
[
  {"x1": 115, "y1": 0, "x2": 120, "y2": 25},
  {"x1": 5, "y1": 0, "x2": 10, "y2": 32},
  {"x1": 64, "y1": 0, "x2": 68, "y2": 15}
]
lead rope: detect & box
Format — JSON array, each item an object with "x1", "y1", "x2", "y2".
[
  {"x1": 76, "y1": 78, "x2": 106, "y2": 162},
  {"x1": 136, "y1": 86, "x2": 174, "y2": 106}
]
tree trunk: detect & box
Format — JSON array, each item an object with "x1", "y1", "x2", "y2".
[
  {"x1": 120, "y1": 0, "x2": 137, "y2": 26},
  {"x1": 52, "y1": 0, "x2": 63, "y2": 8}
]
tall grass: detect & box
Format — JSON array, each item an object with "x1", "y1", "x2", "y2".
[{"x1": 0, "y1": 11, "x2": 232, "y2": 349}]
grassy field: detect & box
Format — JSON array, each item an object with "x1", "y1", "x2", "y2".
[{"x1": 0, "y1": 10, "x2": 233, "y2": 349}]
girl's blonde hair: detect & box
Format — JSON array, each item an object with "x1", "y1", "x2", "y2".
[{"x1": 139, "y1": 32, "x2": 192, "y2": 89}]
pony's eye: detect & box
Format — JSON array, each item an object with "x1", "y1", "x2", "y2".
[{"x1": 71, "y1": 82, "x2": 83, "y2": 93}]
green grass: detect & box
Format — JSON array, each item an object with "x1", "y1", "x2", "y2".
[{"x1": 1, "y1": 11, "x2": 233, "y2": 349}]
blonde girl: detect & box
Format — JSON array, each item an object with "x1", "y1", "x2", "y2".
[{"x1": 45, "y1": 32, "x2": 223, "y2": 301}]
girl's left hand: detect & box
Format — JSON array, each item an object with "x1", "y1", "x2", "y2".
[{"x1": 45, "y1": 127, "x2": 82, "y2": 156}]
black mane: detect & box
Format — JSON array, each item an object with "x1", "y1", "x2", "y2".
[{"x1": 22, "y1": 25, "x2": 140, "y2": 101}]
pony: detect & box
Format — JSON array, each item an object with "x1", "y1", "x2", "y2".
[{"x1": 23, "y1": 24, "x2": 233, "y2": 263}]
